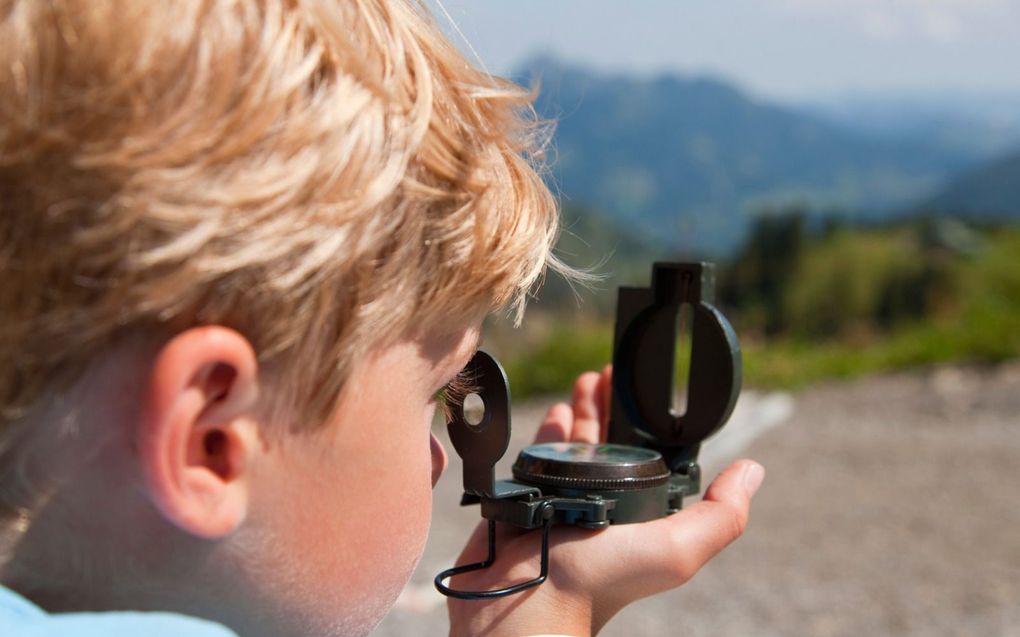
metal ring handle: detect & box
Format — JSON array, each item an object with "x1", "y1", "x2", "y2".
[{"x1": 434, "y1": 505, "x2": 554, "y2": 600}]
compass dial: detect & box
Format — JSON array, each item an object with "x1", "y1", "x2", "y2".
[{"x1": 512, "y1": 442, "x2": 671, "y2": 491}]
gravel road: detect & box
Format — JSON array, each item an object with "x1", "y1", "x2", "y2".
[{"x1": 373, "y1": 362, "x2": 1020, "y2": 636}]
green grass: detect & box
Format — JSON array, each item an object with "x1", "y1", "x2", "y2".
[
  {"x1": 497, "y1": 322, "x2": 613, "y2": 398},
  {"x1": 742, "y1": 317, "x2": 1020, "y2": 390}
]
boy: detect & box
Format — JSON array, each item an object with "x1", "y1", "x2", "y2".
[{"x1": 0, "y1": 1, "x2": 763, "y2": 635}]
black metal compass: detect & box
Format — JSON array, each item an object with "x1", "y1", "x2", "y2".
[{"x1": 434, "y1": 262, "x2": 741, "y2": 600}]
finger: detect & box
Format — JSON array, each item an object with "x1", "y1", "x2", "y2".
[
  {"x1": 605, "y1": 460, "x2": 764, "y2": 592},
  {"x1": 533, "y1": 402, "x2": 573, "y2": 444},
  {"x1": 596, "y1": 364, "x2": 612, "y2": 442},
  {"x1": 570, "y1": 372, "x2": 602, "y2": 443}
]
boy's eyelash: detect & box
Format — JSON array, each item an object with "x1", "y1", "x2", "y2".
[{"x1": 433, "y1": 368, "x2": 479, "y2": 422}]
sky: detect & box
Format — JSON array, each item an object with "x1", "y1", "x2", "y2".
[{"x1": 427, "y1": 0, "x2": 1020, "y2": 104}]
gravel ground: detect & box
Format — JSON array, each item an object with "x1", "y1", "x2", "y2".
[{"x1": 373, "y1": 362, "x2": 1020, "y2": 636}]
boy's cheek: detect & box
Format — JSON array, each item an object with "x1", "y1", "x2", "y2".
[{"x1": 430, "y1": 432, "x2": 447, "y2": 488}]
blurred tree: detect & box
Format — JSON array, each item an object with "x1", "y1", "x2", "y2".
[{"x1": 720, "y1": 207, "x2": 806, "y2": 334}]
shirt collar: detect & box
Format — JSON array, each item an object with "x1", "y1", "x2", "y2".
[{"x1": 0, "y1": 584, "x2": 46, "y2": 619}]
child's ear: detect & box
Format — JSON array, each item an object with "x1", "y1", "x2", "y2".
[{"x1": 138, "y1": 326, "x2": 261, "y2": 539}]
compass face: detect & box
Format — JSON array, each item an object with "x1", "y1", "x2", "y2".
[
  {"x1": 521, "y1": 443, "x2": 663, "y2": 465},
  {"x1": 512, "y1": 442, "x2": 671, "y2": 491}
]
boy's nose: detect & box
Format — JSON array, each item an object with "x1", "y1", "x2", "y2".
[{"x1": 430, "y1": 432, "x2": 448, "y2": 487}]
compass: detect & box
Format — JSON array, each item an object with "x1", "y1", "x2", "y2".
[{"x1": 434, "y1": 262, "x2": 741, "y2": 600}]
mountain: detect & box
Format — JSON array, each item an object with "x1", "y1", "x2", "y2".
[
  {"x1": 807, "y1": 93, "x2": 1020, "y2": 158},
  {"x1": 917, "y1": 150, "x2": 1020, "y2": 219},
  {"x1": 516, "y1": 56, "x2": 986, "y2": 255}
]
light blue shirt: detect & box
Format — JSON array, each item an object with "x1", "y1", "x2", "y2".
[{"x1": 0, "y1": 585, "x2": 238, "y2": 637}]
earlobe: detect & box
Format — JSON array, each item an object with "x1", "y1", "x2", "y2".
[{"x1": 138, "y1": 326, "x2": 261, "y2": 540}]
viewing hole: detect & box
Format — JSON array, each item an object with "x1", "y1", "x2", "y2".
[{"x1": 463, "y1": 392, "x2": 485, "y2": 427}]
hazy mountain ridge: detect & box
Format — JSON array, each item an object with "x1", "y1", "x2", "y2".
[
  {"x1": 918, "y1": 150, "x2": 1020, "y2": 218},
  {"x1": 516, "y1": 56, "x2": 1005, "y2": 255},
  {"x1": 808, "y1": 94, "x2": 1020, "y2": 157}
]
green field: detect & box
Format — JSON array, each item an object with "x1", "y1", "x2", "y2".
[{"x1": 491, "y1": 224, "x2": 1020, "y2": 397}]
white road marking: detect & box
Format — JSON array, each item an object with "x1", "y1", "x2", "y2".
[{"x1": 699, "y1": 390, "x2": 795, "y2": 473}]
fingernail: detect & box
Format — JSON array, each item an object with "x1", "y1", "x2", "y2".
[{"x1": 743, "y1": 462, "x2": 765, "y2": 497}]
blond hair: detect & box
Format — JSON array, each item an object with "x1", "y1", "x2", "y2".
[{"x1": 0, "y1": 0, "x2": 564, "y2": 433}]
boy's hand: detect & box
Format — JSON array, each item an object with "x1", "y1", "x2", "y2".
[{"x1": 447, "y1": 367, "x2": 764, "y2": 637}]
